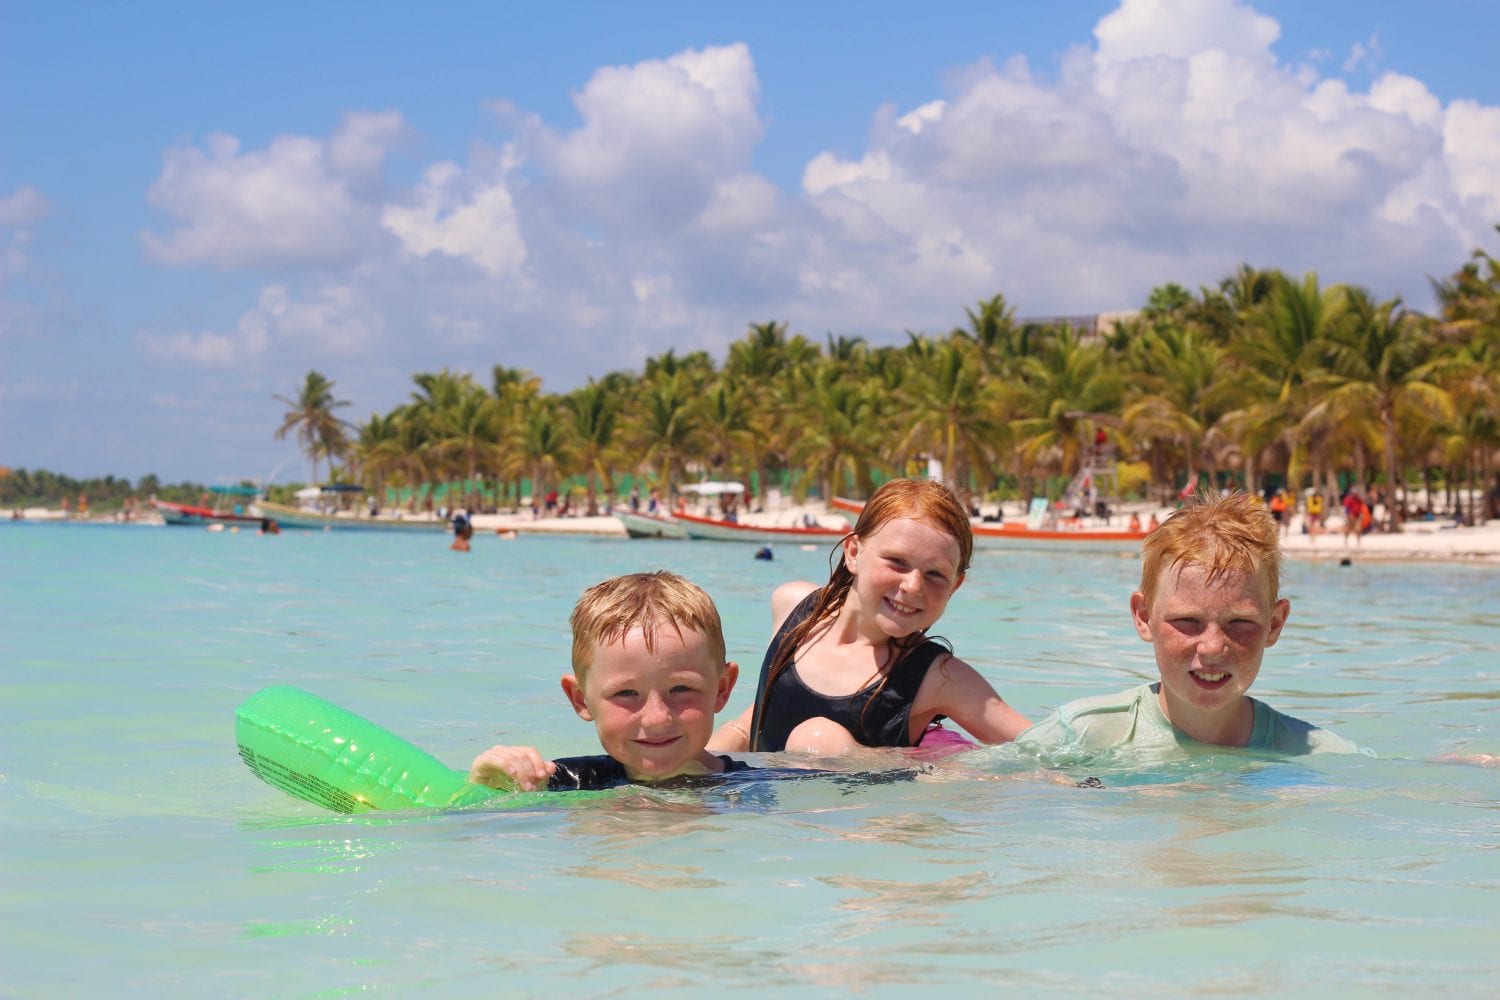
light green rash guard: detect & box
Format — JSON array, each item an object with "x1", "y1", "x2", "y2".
[{"x1": 1016, "y1": 682, "x2": 1369, "y2": 758}]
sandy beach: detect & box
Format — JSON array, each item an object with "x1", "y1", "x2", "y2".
[{"x1": 465, "y1": 501, "x2": 1500, "y2": 564}]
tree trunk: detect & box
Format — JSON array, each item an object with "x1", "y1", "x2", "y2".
[{"x1": 1382, "y1": 407, "x2": 1402, "y2": 532}]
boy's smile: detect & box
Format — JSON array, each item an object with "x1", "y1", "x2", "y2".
[
  {"x1": 562, "y1": 626, "x2": 737, "y2": 781},
  {"x1": 1130, "y1": 563, "x2": 1289, "y2": 745}
]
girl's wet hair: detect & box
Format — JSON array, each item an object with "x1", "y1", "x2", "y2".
[{"x1": 751, "y1": 478, "x2": 971, "y2": 748}]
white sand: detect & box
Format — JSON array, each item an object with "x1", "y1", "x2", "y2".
[
  {"x1": 469, "y1": 501, "x2": 1500, "y2": 563},
  {"x1": 469, "y1": 498, "x2": 849, "y2": 538}
]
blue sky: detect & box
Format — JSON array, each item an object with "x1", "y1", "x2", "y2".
[{"x1": 3, "y1": 0, "x2": 1498, "y2": 484}]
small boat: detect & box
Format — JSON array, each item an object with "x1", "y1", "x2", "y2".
[
  {"x1": 152, "y1": 485, "x2": 264, "y2": 527},
  {"x1": 673, "y1": 510, "x2": 847, "y2": 544},
  {"x1": 614, "y1": 507, "x2": 688, "y2": 539},
  {"x1": 831, "y1": 497, "x2": 1148, "y2": 551},
  {"x1": 830, "y1": 496, "x2": 864, "y2": 523},
  {"x1": 969, "y1": 521, "x2": 1149, "y2": 550},
  {"x1": 255, "y1": 499, "x2": 448, "y2": 532}
]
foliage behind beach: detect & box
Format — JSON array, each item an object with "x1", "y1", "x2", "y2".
[
  {"x1": 280, "y1": 250, "x2": 1495, "y2": 527},
  {"x1": 0, "y1": 469, "x2": 209, "y2": 512}
]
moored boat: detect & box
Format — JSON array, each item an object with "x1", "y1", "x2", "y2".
[
  {"x1": 673, "y1": 510, "x2": 847, "y2": 544},
  {"x1": 152, "y1": 485, "x2": 264, "y2": 527},
  {"x1": 613, "y1": 507, "x2": 688, "y2": 539},
  {"x1": 255, "y1": 499, "x2": 448, "y2": 532},
  {"x1": 830, "y1": 496, "x2": 864, "y2": 523},
  {"x1": 831, "y1": 496, "x2": 1148, "y2": 550}
]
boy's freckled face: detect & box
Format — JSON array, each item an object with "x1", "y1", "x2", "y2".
[
  {"x1": 563, "y1": 626, "x2": 735, "y2": 780},
  {"x1": 1131, "y1": 563, "x2": 1289, "y2": 729}
]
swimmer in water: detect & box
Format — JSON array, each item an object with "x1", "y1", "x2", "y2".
[
  {"x1": 468, "y1": 571, "x2": 746, "y2": 791},
  {"x1": 708, "y1": 478, "x2": 1030, "y2": 756},
  {"x1": 1016, "y1": 491, "x2": 1367, "y2": 757}
]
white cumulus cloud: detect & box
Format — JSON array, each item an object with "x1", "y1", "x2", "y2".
[
  {"x1": 138, "y1": 282, "x2": 380, "y2": 366},
  {"x1": 128, "y1": 4, "x2": 1500, "y2": 393},
  {"x1": 381, "y1": 159, "x2": 528, "y2": 277},
  {"x1": 140, "y1": 111, "x2": 407, "y2": 269},
  {"x1": 534, "y1": 43, "x2": 765, "y2": 232},
  {"x1": 796, "y1": 0, "x2": 1500, "y2": 319},
  {"x1": 0, "y1": 185, "x2": 52, "y2": 276}
]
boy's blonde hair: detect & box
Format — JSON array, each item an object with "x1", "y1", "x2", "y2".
[
  {"x1": 1139, "y1": 491, "x2": 1282, "y2": 608},
  {"x1": 569, "y1": 571, "x2": 726, "y2": 679}
]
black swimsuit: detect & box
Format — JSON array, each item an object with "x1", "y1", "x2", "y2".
[
  {"x1": 750, "y1": 590, "x2": 949, "y2": 751},
  {"x1": 547, "y1": 754, "x2": 751, "y2": 791}
]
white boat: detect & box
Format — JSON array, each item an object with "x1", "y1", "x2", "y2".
[
  {"x1": 613, "y1": 507, "x2": 688, "y2": 539},
  {"x1": 672, "y1": 510, "x2": 847, "y2": 544},
  {"x1": 256, "y1": 498, "x2": 448, "y2": 532}
]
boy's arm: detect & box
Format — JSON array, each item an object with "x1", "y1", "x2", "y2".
[
  {"x1": 916, "y1": 654, "x2": 1031, "y2": 744},
  {"x1": 468, "y1": 745, "x2": 558, "y2": 792}
]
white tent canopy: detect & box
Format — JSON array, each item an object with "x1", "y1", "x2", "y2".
[{"x1": 679, "y1": 481, "x2": 745, "y2": 495}]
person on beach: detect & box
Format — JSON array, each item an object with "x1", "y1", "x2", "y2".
[
  {"x1": 707, "y1": 478, "x2": 1030, "y2": 755},
  {"x1": 468, "y1": 571, "x2": 747, "y2": 791},
  {"x1": 1269, "y1": 488, "x2": 1289, "y2": 539},
  {"x1": 1342, "y1": 490, "x2": 1369, "y2": 547},
  {"x1": 1016, "y1": 491, "x2": 1365, "y2": 757},
  {"x1": 1306, "y1": 491, "x2": 1325, "y2": 541}
]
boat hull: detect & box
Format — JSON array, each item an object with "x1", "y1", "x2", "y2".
[
  {"x1": 256, "y1": 500, "x2": 448, "y2": 532},
  {"x1": 151, "y1": 499, "x2": 262, "y2": 527},
  {"x1": 613, "y1": 509, "x2": 688, "y2": 539},
  {"x1": 673, "y1": 511, "x2": 846, "y2": 544},
  {"x1": 830, "y1": 496, "x2": 864, "y2": 523}
]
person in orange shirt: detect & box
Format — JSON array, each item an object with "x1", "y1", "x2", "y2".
[{"x1": 1269, "y1": 489, "x2": 1289, "y2": 539}]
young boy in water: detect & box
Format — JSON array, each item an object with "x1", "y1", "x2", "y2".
[
  {"x1": 1017, "y1": 491, "x2": 1365, "y2": 756},
  {"x1": 468, "y1": 571, "x2": 748, "y2": 791}
]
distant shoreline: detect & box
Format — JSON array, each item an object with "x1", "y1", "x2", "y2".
[{"x1": 12, "y1": 502, "x2": 1499, "y2": 564}]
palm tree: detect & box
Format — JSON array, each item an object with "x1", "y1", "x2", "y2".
[
  {"x1": 491, "y1": 364, "x2": 543, "y2": 440},
  {"x1": 895, "y1": 336, "x2": 1009, "y2": 488},
  {"x1": 514, "y1": 399, "x2": 574, "y2": 508},
  {"x1": 1310, "y1": 291, "x2": 1454, "y2": 529},
  {"x1": 351, "y1": 412, "x2": 406, "y2": 501},
  {"x1": 957, "y1": 293, "x2": 1018, "y2": 354},
  {"x1": 633, "y1": 372, "x2": 703, "y2": 499},
  {"x1": 787, "y1": 360, "x2": 884, "y2": 501},
  {"x1": 428, "y1": 381, "x2": 501, "y2": 507},
  {"x1": 1120, "y1": 319, "x2": 1227, "y2": 501},
  {"x1": 565, "y1": 381, "x2": 620, "y2": 515},
  {"x1": 1011, "y1": 325, "x2": 1123, "y2": 491},
  {"x1": 700, "y1": 376, "x2": 756, "y2": 487},
  {"x1": 1219, "y1": 271, "x2": 1346, "y2": 492},
  {"x1": 725, "y1": 321, "x2": 815, "y2": 501},
  {"x1": 274, "y1": 370, "x2": 351, "y2": 485}
]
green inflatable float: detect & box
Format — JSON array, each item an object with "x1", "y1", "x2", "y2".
[{"x1": 236, "y1": 685, "x2": 518, "y2": 812}]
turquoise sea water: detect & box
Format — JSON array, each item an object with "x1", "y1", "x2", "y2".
[{"x1": 2, "y1": 523, "x2": 1497, "y2": 997}]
